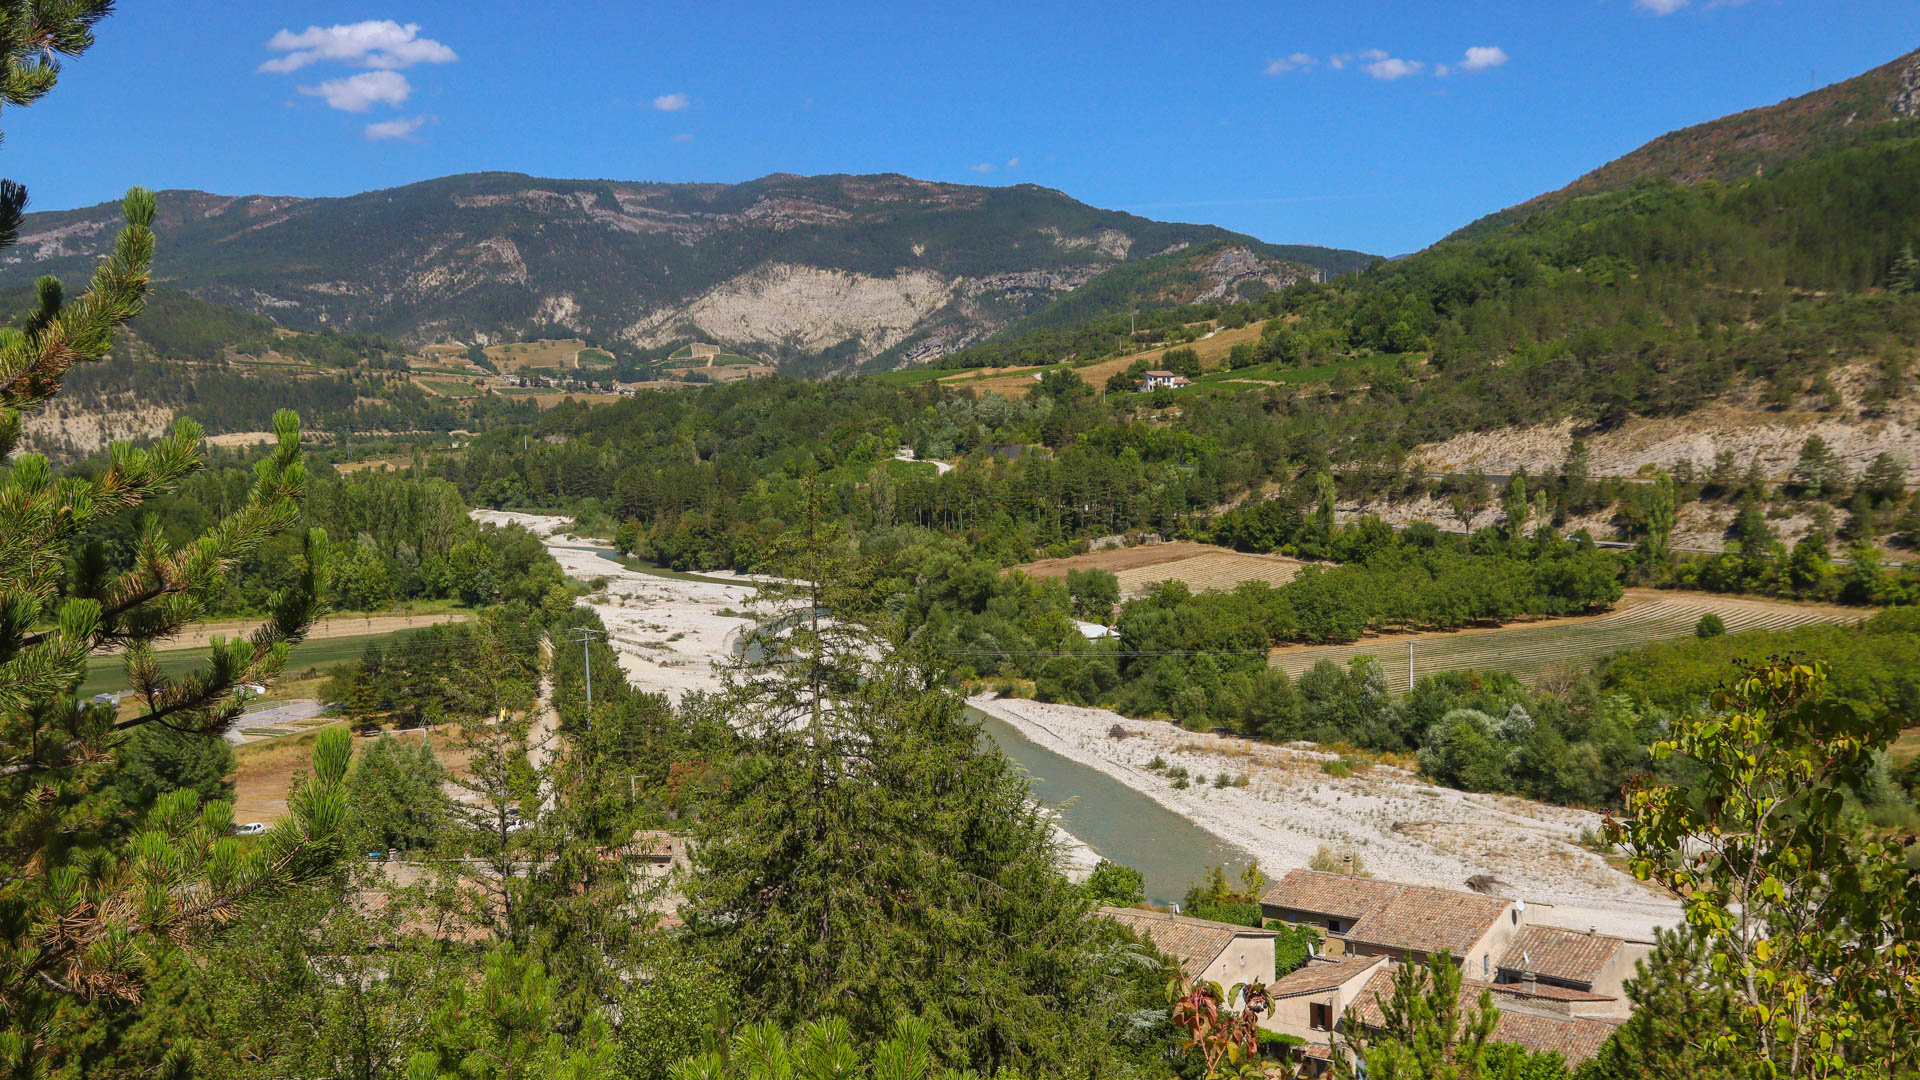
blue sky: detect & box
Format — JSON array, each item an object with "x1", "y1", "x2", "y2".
[{"x1": 9, "y1": 1, "x2": 1919, "y2": 254}]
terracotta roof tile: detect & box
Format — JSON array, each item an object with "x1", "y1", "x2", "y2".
[
  {"x1": 1345, "y1": 887, "x2": 1511, "y2": 959},
  {"x1": 1101, "y1": 907, "x2": 1273, "y2": 980},
  {"x1": 1350, "y1": 969, "x2": 1620, "y2": 1066},
  {"x1": 1260, "y1": 869, "x2": 1406, "y2": 921},
  {"x1": 1496, "y1": 925, "x2": 1624, "y2": 986},
  {"x1": 1261, "y1": 870, "x2": 1512, "y2": 959},
  {"x1": 1484, "y1": 980, "x2": 1614, "y2": 1004},
  {"x1": 1269, "y1": 955, "x2": 1388, "y2": 998}
]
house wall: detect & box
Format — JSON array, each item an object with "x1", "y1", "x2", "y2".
[
  {"x1": 1585, "y1": 939, "x2": 1654, "y2": 1010},
  {"x1": 1261, "y1": 959, "x2": 1387, "y2": 1041},
  {"x1": 1198, "y1": 932, "x2": 1278, "y2": 991},
  {"x1": 1461, "y1": 901, "x2": 1524, "y2": 982}
]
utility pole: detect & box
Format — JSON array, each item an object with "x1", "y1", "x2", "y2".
[
  {"x1": 569, "y1": 627, "x2": 605, "y2": 732},
  {"x1": 1407, "y1": 641, "x2": 1415, "y2": 692}
]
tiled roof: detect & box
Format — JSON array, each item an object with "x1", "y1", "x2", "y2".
[
  {"x1": 1496, "y1": 925, "x2": 1623, "y2": 986},
  {"x1": 1269, "y1": 955, "x2": 1388, "y2": 998},
  {"x1": 1351, "y1": 969, "x2": 1621, "y2": 1066},
  {"x1": 1101, "y1": 907, "x2": 1274, "y2": 980},
  {"x1": 1261, "y1": 869, "x2": 1406, "y2": 920},
  {"x1": 1485, "y1": 980, "x2": 1614, "y2": 1004},
  {"x1": 1485, "y1": 1012, "x2": 1622, "y2": 1064},
  {"x1": 1345, "y1": 888, "x2": 1511, "y2": 959},
  {"x1": 1261, "y1": 870, "x2": 1512, "y2": 959}
]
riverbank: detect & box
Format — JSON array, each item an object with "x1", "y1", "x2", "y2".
[
  {"x1": 472, "y1": 510, "x2": 762, "y2": 701},
  {"x1": 969, "y1": 693, "x2": 1680, "y2": 940}
]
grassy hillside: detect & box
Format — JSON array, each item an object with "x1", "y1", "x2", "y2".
[{"x1": 1454, "y1": 45, "x2": 1920, "y2": 239}]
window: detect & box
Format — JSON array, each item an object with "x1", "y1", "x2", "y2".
[
  {"x1": 1482, "y1": 954, "x2": 1490, "y2": 978},
  {"x1": 1310, "y1": 1003, "x2": 1332, "y2": 1031}
]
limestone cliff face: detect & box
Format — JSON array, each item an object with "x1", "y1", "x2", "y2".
[{"x1": 2, "y1": 172, "x2": 1371, "y2": 371}]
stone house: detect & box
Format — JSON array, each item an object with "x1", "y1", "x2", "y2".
[
  {"x1": 1259, "y1": 870, "x2": 1526, "y2": 982},
  {"x1": 1100, "y1": 907, "x2": 1276, "y2": 989}
]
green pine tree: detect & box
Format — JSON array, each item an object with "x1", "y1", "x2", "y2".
[
  {"x1": 0, "y1": 4, "x2": 345, "y2": 1061},
  {"x1": 1889, "y1": 242, "x2": 1920, "y2": 295}
]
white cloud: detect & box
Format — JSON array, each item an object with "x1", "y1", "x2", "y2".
[
  {"x1": 1006, "y1": 156, "x2": 1021, "y2": 169},
  {"x1": 967, "y1": 163, "x2": 996, "y2": 174},
  {"x1": 1264, "y1": 51, "x2": 1316, "y2": 75},
  {"x1": 653, "y1": 92, "x2": 690, "y2": 111},
  {"x1": 672, "y1": 133, "x2": 695, "y2": 143},
  {"x1": 1635, "y1": 0, "x2": 1689, "y2": 12},
  {"x1": 261, "y1": 20, "x2": 455, "y2": 73},
  {"x1": 1363, "y1": 56, "x2": 1423, "y2": 80},
  {"x1": 1460, "y1": 45, "x2": 1508, "y2": 71},
  {"x1": 300, "y1": 70, "x2": 412, "y2": 113},
  {"x1": 1299, "y1": 45, "x2": 1507, "y2": 81},
  {"x1": 366, "y1": 115, "x2": 428, "y2": 141}
]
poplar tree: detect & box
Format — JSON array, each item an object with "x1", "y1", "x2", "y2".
[{"x1": 0, "y1": 3, "x2": 345, "y2": 1066}]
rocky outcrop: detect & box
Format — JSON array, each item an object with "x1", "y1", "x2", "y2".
[
  {"x1": 1194, "y1": 246, "x2": 1313, "y2": 302},
  {"x1": 1892, "y1": 52, "x2": 1920, "y2": 118},
  {"x1": 629, "y1": 263, "x2": 961, "y2": 359}
]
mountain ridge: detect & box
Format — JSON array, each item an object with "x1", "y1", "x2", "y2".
[
  {"x1": 1, "y1": 170, "x2": 1373, "y2": 372},
  {"x1": 1450, "y1": 45, "x2": 1920, "y2": 240}
]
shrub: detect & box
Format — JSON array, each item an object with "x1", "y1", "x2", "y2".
[
  {"x1": 1107, "y1": 723, "x2": 1129, "y2": 739},
  {"x1": 1172, "y1": 777, "x2": 1190, "y2": 790},
  {"x1": 1320, "y1": 759, "x2": 1353, "y2": 779},
  {"x1": 1213, "y1": 773, "x2": 1231, "y2": 788},
  {"x1": 1308, "y1": 845, "x2": 1368, "y2": 877},
  {"x1": 1696, "y1": 612, "x2": 1727, "y2": 638},
  {"x1": 1257, "y1": 1030, "x2": 1306, "y2": 1060},
  {"x1": 1187, "y1": 899, "x2": 1263, "y2": 927},
  {"x1": 1147, "y1": 755, "x2": 1168, "y2": 770},
  {"x1": 1166, "y1": 766, "x2": 1188, "y2": 781},
  {"x1": 1082, "y1": 859, "x2": 1146, "y2": 906}
]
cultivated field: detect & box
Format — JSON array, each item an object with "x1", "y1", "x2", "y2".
[
  {"x1": 1011, "y1": 540, "x2": 1307, "y2": 598},
  {"x1": 935, "y1": 318, "x2": 1277, "y2": 398},
  {"x1": 482, "y1": 338, "x2": 603, "y2": 373},
  {"x1": 1269, "y1": 590, "x2": 1864, "y2": 691}
]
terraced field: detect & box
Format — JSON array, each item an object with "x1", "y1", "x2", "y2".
[{"x1": 1269, "y1": 591, "x2": 1864, "y2": 692}]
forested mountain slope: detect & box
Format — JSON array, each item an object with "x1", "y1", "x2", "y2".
[
  {"x1": 1453, "y1": 44, "x2": 1920, "y2": 239},
  {"x1": 0, "y1": 171, "x2": 1370, "y2": 372}
]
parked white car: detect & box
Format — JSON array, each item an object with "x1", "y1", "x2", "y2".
[{"x1": 233, "y1": 822, "x2": 267, "y2": 836}]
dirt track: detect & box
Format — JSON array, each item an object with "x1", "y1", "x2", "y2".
[{"x1": 98, "y1": 611, "x2": 468, "y2": 655}]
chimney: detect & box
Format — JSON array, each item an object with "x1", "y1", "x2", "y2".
[
  {"x1": 1586, "y1": 925, "x2": 1596, "y2": 937},
  {"x1": 1521, "y1": 972, "x2": 1539, "y2": 996}
]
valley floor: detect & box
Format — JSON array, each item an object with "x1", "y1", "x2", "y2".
[
  {"x1": 471, "y1": 510, "x2": 761, "y2": 702},
  {"x1": 970, "y1": 693, "x2": 1682, "y2": 941}
]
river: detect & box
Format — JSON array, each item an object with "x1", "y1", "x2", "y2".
[
  {"x1": 562, "y1": 532, "x2": 1246, "y2": 903},
  {"x1": 969, "y1": 707, "x2": 1249, "y2": 904}
]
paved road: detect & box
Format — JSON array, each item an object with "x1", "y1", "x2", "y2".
[{"x1": 225, "y1": 699, "x2": 327, "y2": 744}]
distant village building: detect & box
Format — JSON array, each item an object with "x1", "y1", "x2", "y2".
[
  {"x1": 1072, "y1": 620, "x2": 1118, "y2": 640},
  {"x1": 1138, "y1": 370, "x2": 1190, "y2": 391}
]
